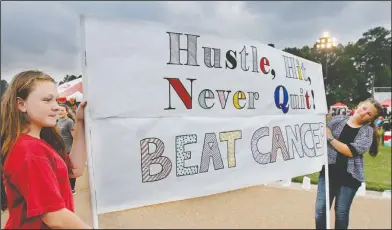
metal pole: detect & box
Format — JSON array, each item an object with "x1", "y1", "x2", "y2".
[
  {"x1": 325, "y1": 53, "x2": 329, "y2": 84},
  {"x1": 79, "y1": 14, "x2": 99, "y2": 229},
  {"x1": 324, "y1": 51, "x2": 331, "y2": 230}
]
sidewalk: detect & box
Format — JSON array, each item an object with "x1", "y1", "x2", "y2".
[{"x1": 2, "y1": 168, "x2": 391, "y2": 228}]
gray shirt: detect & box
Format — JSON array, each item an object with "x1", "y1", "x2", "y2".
[{"x1": 57, "y1": 118, "x2": 74, "y2": 153}]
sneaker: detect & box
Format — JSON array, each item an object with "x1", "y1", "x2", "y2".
[{"x1": 72, "y1": 190, "x2": 76, "y2": 195}]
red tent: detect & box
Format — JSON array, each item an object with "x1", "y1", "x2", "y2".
[
  {"x1": 57, "y1": 78, "x2": 83, "y2": 102},
  {"x1": 58, "y1": 81, "x2": 83, "y2": 97},
  {"x1": 381, "y1": 98, "x2": 391, "y2": 107},
  {"x1": 331, "y1": 102, "x2": 347, "y2": 107},
  {"x1": 329, "y1": 102, "x2": 348, "y2": 115}
]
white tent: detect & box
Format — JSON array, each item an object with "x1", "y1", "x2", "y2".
[
  {"x1": 57, "y1": 78, "x2": 83, "y2": 102},
  {"x1": 329, "y1": 102, "x2": 348, "y2": 114},
  {"x1": 66, "y1": 91, "x2": 83, "y2": 102}
]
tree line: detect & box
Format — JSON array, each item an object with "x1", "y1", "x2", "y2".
[
  {"x1": 283, "y1": 26, "x2": 391, "y2": 107},
  {"x1": 1, "y1": 27, "x2": 391, "y2": 107}
]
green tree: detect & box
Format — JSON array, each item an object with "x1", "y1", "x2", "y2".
[
  {"x1": 354, "y1": 27, "x2": 391, "y2": 102},
  {"x1": 58, "y1": 74, "x2": 82, "y2": 85},
  {"x1": 326, "y1": 43, "x2": 362, "y2": 107},
  {"x1": 1, "y1": 80, "x2": 9, "y2": 100},
  {"x1": 283, "y1": 26, "x2": 391, "y2": 107},
  {"x1": 283, "y1": 44, "x2": 341, "y2": 106}
]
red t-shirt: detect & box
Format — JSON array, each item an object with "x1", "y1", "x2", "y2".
[{"x1": 2, "y1": 135, "x2": 74, "y2": 229}]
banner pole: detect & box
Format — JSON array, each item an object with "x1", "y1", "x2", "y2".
[
  {"x1": 324, "y1": 122, "x2": 331, "y2": 229},
  {"x1": 79, "y1": 14, "x2": 99, "y2": 229}
]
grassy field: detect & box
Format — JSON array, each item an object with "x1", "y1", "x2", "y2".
[{"x1": 292, "y1": 145, "x2": 391, "y2": 191}]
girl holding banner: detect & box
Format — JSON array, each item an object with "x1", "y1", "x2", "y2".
[
  {"x1": 1, "y1": 70, "x2": 92, "y2": 229},
  {"x1": 315, "y1": 98, "x2": 383, "y2": 229}
]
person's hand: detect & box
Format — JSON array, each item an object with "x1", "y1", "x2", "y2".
[
  {"x1": 326, "y1": 127, "x2": 333, "y2": 139},
  {"x1": 75, "y1": 101, "x2": 87, "y2": 122}
]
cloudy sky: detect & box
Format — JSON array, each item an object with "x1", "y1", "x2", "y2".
[{"x1": 1, "y1": 1, "x2": 391, "y2": 82}]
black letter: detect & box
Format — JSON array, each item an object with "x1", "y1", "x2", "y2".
[{"x1": 225, "y1": 50, "x2": 237, "y2": 69}]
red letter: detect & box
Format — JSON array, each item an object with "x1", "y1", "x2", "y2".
[
  {"x1": 164, "y1": 78, "x2": 196, "y2": 109},
  {"x1": 305, "y1": 91, "x2": 311, "y2": 109},
  {"x1": 260, "y1": 57, "x2": 270, "y2": 74}
]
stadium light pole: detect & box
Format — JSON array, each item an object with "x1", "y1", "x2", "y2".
[
  {"x1": 315, "y1": 31, "x2": 338, "y2": 230},
  {"x1": 315, "y1": 32, "x2": 337, "y2": 86}
]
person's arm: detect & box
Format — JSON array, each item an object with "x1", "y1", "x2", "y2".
[
  {"x1": 327, "y1": 126, "x2": 373, "y2": 158},
  {"x1": 328, "y1": 137, "x2": 354, "y2": 157},
  {"x1": 42, "y1": 208, "x2": 92, "y2": 229},
  {"x1": 68, "y1": 102, "x2": 87, "y2": 177},
  {"x1": 325, "y1": 116, "x2": 354, "y2": 156}
]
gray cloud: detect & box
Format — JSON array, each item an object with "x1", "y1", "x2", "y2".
[
  {"x1": 246, "y1": 1, "x2": 350, "y2": 21},
  {"x1": 244, "y1": 1, "x2": 391, "y2": 48},
  {"x1": 1, "y1": 1, "x2": 390, "y2": 82}
]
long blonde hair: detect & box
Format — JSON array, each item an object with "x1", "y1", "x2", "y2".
[{"x1": 1, "y1": 70, "x2": 70, "y2": 211}]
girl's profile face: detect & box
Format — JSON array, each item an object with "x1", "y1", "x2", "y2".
[{"x1": 17, "y1": 81, "x2": 60, "y2": 128}]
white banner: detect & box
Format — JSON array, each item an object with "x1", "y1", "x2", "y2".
[{"x1": 82, "y1": 16, "x2": 328, "y2": 214}]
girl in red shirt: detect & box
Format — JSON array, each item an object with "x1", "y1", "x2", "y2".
[{"x1": 1, "y1": 70, "x2": 92, "y2": 229}]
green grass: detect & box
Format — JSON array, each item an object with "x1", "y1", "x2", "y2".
[{"x1": 292, "y1": 145, "x2": 391, "y2": 192}]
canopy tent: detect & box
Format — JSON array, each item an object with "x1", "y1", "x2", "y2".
[
  {"x1": 57, "y1": 78, "x2": 83, "y2": 102},
  {"x1": 381, "y1": 98, "x2": 391, "y2": 107},
  {"x1": 331, "y1": 102, "x2": 347, "y2": 108},
  {"x1": 66, "y1": 91, "x2": 83, "y2": 102},
  {"x1": 329, "y1": 102, "x2": 348, "y2": 115}
]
